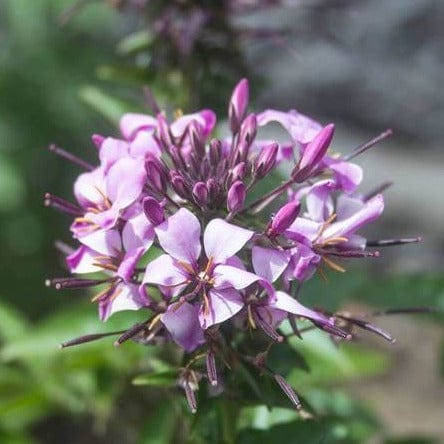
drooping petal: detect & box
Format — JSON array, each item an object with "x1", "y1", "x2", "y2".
[
  {"x1": 252, "y1": 247, "x2": 290, "y2": 283},
  {"x1": 162, "y1": 302, "x2": 205, "y2": 352},
  {"x1": 322, "y1": 194, "x2": 384, "y2": 240},
  {"x1": 328, "y1": 160, "x2": 363, "y2": 194},
  {"x1": 199, "y1": 288, "x2": 244, "y2": 329},
  {"x1": 256, "y1": 109, "x2": 322, "y2": 145},
  {"x1": 204, "y1": 219, "x2": 254, "y2": 263},
  {"x1": 213, "y1": 264, "x2": 261, "y2": 290},
  {"x1": 117, "y1": 247, "x2": 145, "y2": 282},
  {"x1": 170, "y1": 110, "x2": 216, "y2": 139},
  {"x1": 120, "y1": 113, "x2": 157, "y2": 140},
  {"x1": 286, "y1": 218, "x2": 321, "y2": 244},
  {"x1": 99, "y1": 283, "x2": 148, "y2": 321},
  {"x1": 270, "y1": 291, "x2": 330, "y2": 324},
  {"x1": 155, "y1": 208, "x2": 201, "y2": 263},
  {"x1": 289, "y1": 244, "x2": 321, "y2": 281}
]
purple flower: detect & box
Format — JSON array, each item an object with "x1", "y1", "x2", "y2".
[
  {"x1": 141, "y1": 208, "x2": 259, "y2": 350},
  {"x1": 67, "y1": 213, "x2": 153, "y2": 320}
]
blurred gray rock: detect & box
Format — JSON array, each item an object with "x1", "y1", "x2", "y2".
[{"x1": 241, "y1": 0, "x2": 444, "y2": 148}]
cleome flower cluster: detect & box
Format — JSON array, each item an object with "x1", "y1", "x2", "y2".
[{"x1": 46, "y1": 79, "x2": 418, "y2": 412}]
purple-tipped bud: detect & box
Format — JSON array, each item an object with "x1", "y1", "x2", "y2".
[
  {"x1": 268, "y1": 201, "x2": 301, "y2": 236},
  {"x1": 143, "y1": 197, "x2": 165, "y2": 225},
  {"x1": 145, "y1": 156, "x2": 167, "y2": 193},
  {"x1": 91, "y1": 134, "x2": 105, "y2": 149},
  {"x1": 227, "y1": 180, "x2": 246, "y2": 213},
  {"x1": 206, "y1": 178, "x2": 219, "y2": 201},
  {"x1": 254, "y1": 142, "x2": 278, "y2": 179},
  {"x1": 292, "y1": 124, "x2": 335, "y2": 183},
  {"x1": 157, "y1": 114, "x2": 172, "y2": 149},
  {"x1": 192, "y1": 182, "x2": 209, "y2": 207},
  {"x1": 171, "y1": 172, "x2": 189, "y2": 199},
  {"x1": 209, "y1": 139, "x2": 222, "y2": 165},
  {"x1": 188, "y1": 121, "x2": 205, "y2": 158},
  {"x1": 231, "y1": 162, "x2": 247, "y2": 181},
  {"x1": 229, "y1": 78, "x2": 249, "y2": 133},
  {"x1": 170, "y1": 145, "x2": 186, "y2": 170},
  {"x1": 238, "y1": 113, "x2": 257, "y2": 146}
]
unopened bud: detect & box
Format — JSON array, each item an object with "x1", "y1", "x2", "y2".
[
  {"x1": 171, "y1": 172, "x2": 189, "y2": 199},
  {"x1": 157, "y1": 114, "x2": 172, "y2": 149},
  {"x1": 209, "y1": 139, "x2": 222, "y2": 165},
  {"x1": 254, "y1": 142, "x2": 278, "y2": 179},
  {"x1": 268, "y1": 201, "x2": 301, "y2": 236},
  {"x1": 238, "y1": 113, "x2": 257, "y2": 146},
  {"x1": 193, "y1": 182, "x2": 209, "y2": 207},
  {"x1": 91, "y1": 134, "x2": 105, "y2": 149},
  {"x1": 188, "y1": 121, "x2": 205, "y2": 158},
  {"x1": 227, "y1": 180, "x2": 246, "y2": 213},
  {"x1": 292, "y1": 124, "x2": 334, "y2": 183},
  {"x1": 143, "y1": 197, "x2": 165, "y2": 225},
  {"x1": 145, "y1": 156, "x2": 167, "y2": 193},
  {"x1": 231, "y1": 162, "x2": 247, "y2": 181},
  {"x1": 228, "y1": 78, "x2": 249, "y2": 134}
]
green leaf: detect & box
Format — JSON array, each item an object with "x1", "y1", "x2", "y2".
[
  {"x1": 0, "y1": 301, "x2": 28, "y2": 341},
  {"x1": 138, "y1": 401, "x2": 178, "y2": 444},
  {"x1": 117, "y1": 31, "x2": 153, "y2": 55},
  {"x1": 237, "y1": 418, "x2": 356, "y2": 444},
  {"x1": 79, "y1": 86, "x2": 142, "y2": 125},
  {"x1": 133, "y1": 370, "x2": 178, "y2": 388}
]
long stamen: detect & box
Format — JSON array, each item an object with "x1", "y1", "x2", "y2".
[
  {"x1": 206, "y1": 350, "x2": 218, "y2": 386},
  {"x1": 59, "y1": 330, "x2": 126, "y2": 349},
  {"x1": 363, "y1": 181, "x2": 393, "y2": 201},
  {"x1": 45, "y1": 277, "x2": 113, "y2": 290},
  {"x1": 322, "y1": 255, "x2": 346, "y2": 273},
  {"x1": 343, "y1": 129, "x2": 393, "y2": 161},
  {"x1": 114, "y1": 321, "x2": 149, "y2": 346},
  {"x1": 254, "y1": 312, "x2": 284, "y2": 342},
  {"x1": 366, "y1": 237, "x2": 421, "y2": 247},
  {"x1": 44, "y1": 193, "x2": 83, "y2": 216},
  {"x1": 48, "y1": 144, "x2": 94, "y2": 170},
  {"x1": 274, "y1": 374, "x2": 301, "y2": 410}
]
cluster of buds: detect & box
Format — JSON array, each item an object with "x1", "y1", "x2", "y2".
[{"x1": 46, "y1": 79, "x2": 419, "y2": 412}]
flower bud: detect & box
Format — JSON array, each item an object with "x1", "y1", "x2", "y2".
[
  {"x1": 238, "y1": 113, "x2": 257, "y2": 146},
  {"x1": 227, "y1": 180, "x2": 246, "y2": 213},
  {"x1": 171, "y1": 172, "x2": 189, "y2": 199},
  {"x1": 268, "y1": 201, "x2": 301, "y2": 236},
  {"x1": 192, "y1": 182, "x2": 209, "y2": 207},
  {"x1": 91, "y1": 134, "x2": 105, "y2": 149},
  {"x1": 188, "y1": 121, "x2": 205, "y2": 158},
  {"x1": 157, "y1": 114, "x2": 172, "y2": 149},
  {"x1": 292, "y1": 124, "x2": 334, "y2": 183},
  {"x1": 254, "y1": 142, "x2": 278, "y2": 179},
  {"x1": 231, "y1": 162, "x2": 247, "y2": 181},
  {"x1": 143, "y1": 197, "x2": 165, "y2": 226},
  {"x1": 209, "y1": 139, "x2": 222, "y2": 165},
  {"x1": 145, "y1": 156, "x2": 167, "y2": 193},
  {"x1": 229, "y1": 78, "x2": 249, "y2": 133}
]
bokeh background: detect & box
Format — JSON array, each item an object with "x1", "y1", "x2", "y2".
[{"x1": 0, "y1": 0, "x2": 443, "y2": 443}]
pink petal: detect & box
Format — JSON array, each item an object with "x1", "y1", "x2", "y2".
[
  {"x1": 162, "y1": 302, "x2": 205, "y2": 352},
  {"x1": 100, "y1": 283, "x2": 148, "y2": 321},
  {"x1": 122, "y1": 213, "x2": 154, "y2": 252},
  {"x1": 199, "y1": 288, "x2": 244, "y2": 329},
  {"x1": 73, "y1": 168, "x2": 106, "y2": 209},
  {"x1": 155, "y1": 208, "x2": 201, "y2": 263},
  {"x1": 213, "y1": 264, "x2": 260, "y2": 290},
  {"x1": 204, "y1": 219, "x2": 254, "y2": 263},
  {"x1": 328, "y1": 161, "x2": 363, "y2": 194},
  {"x1": 78, "y1": 229, "x2": 121, "y2": 256},
  {"x1": 141, "y1": 254, "x2": 189, "y2": 298},
  {"x1": 66, "y1": 246, "x2": 102, "y2": 274},
  {"x1": 98, "y1": 137, "x2": 129, "y2": 173},
  {"x1": 271, "y1": 291, "x2": 329, "y2": 323},
  {"x1": 120, "y1": 113, "x2": 157, "y2": 140},
  {"x1": 252, "y1": 247, "x2": 290, "y2": 283},
  {"x1": 106, "y1": 157, "x2": 147, "y2": 210},
  {"x1": 129, "y1": 131, "x2": 162, "y2": 158}
]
